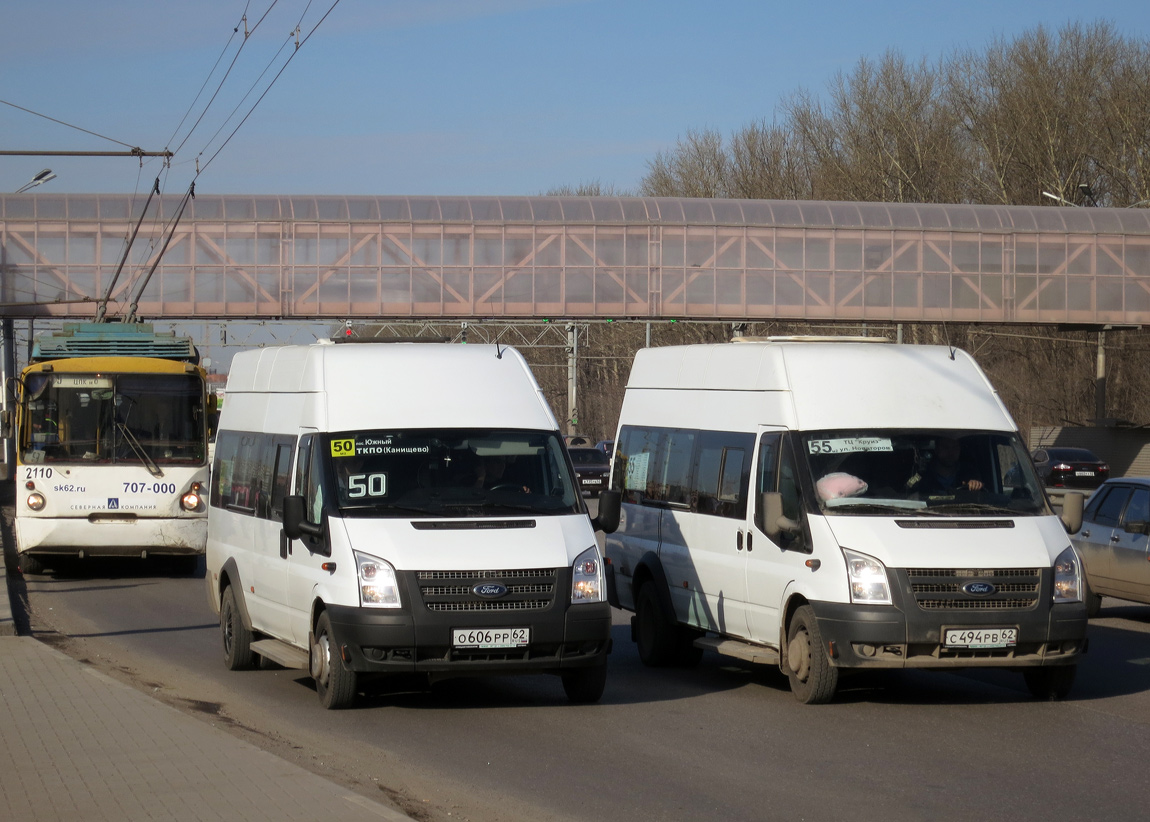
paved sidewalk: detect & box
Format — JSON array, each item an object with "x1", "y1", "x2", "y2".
[{"x1": 0, "y1": 635, "x2": 411, "y2": 821}]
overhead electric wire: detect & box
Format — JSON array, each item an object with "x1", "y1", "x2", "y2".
[
  {"x1": 0, "y1": 99, "x2": 145, "y2": 150},
  {"x1": 196, "y1": 0, "x2": 340, "y2": 179},
  {"x1": 164, "y1": 1, "x2": 254, "y2": 152},
  {"x1": 5, "y1": 1, "x2": 341, "y2": 317},
  {"x1": 168, "y1": 1, "x2": 282, "y2": 159}
]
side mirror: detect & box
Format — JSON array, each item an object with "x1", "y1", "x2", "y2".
[
  {"x1": 759, "y1": 491, "x2": 801, "y2": 540},
  {"x1": 592, "y1": 490, "x2": 621, "y2": 533},
  {"x1": 283, "y1": 494, "x2": 323, "y2": 540},
  {"x1": 1060, "y1": 491, "x2": 1084, "y2": 535},
  {"x1": 1124, "y1": 520, "x2": 1150, "y2": 536}
]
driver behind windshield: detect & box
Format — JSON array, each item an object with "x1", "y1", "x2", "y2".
[{"x1": 907, "y1": 437, "x2": 984, "y2": 495}]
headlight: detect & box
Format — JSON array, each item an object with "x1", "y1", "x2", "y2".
[
  {"x1": 180, "y1": 482, "x2": 204, "y2": 511},
  {"x1": 571, "y1": 545, "x2": 604, "y2": 603},
  {"x1": 1053, "y1": 545, "x2": 1082, "y2": 603},
  {"x1": 354, "y1": 551, "x2": 401, "y2": 608},
  {"x1": 26, "y1": 492, "x2": 46, "y2": 511},
  {"x1": 843, "y1": 547, "x2": 892, "y2": 605}
]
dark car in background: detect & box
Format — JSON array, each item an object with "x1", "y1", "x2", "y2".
[
  {"x1": 1031, "y1": 446, "x2": 1109, "y2": 490},
  {"x1": 568, "y1": 446, "x2": 611, "y2": 497},
  {"x1": 596, "y1": 439, "x2": 614, "y2": 459},
  {"x1": 1071, "y1": 477, "x2": 1150, "y2": 617}
]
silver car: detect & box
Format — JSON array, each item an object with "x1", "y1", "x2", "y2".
[{"x1": 1072, "y1": 477, "x2": 1150, "y2": 617}]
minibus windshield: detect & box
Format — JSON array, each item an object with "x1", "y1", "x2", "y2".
[
  {"x1": 801, "y1": 429, "x2": 1049, "y2": 516},
  {"x1": 328, "y1": 429, "x2": 581, "y2": 517}
]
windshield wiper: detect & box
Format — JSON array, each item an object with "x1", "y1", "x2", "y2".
[
  {"x1": 117, "y1": 422, "x2": 163, "y2": 478},
  {"x1": 825, "y1": 502, "x2": 923, "y2": 514}
]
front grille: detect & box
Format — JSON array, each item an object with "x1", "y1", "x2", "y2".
[
  {"x1": 903, "y1": 567, "x2": 1041, "y2": 611},
  {"x1": 415, "y1": 568, "x2": 559, "y2": 613}
]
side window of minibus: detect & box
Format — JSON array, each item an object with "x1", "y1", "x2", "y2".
[
  {"x1": 755, "y1": 433, "x2": 807, "y2": 551},
  {"x1": 614, "y1": 425, "x2": 666, "y2": 506},
  {"x1": 269, "y1": 439, "x2": 294, "y2": 521},
  {"x1": 306, "y1": 438, "x2": 326, "y2": 524}
]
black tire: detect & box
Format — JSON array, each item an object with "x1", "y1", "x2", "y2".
[
  {"x1": 1084, "y1": 579, "x2": 1103, "y2": 619},
  {"x1": 785, "y1": 605, "x2": 839, "y2": 704},
  {"x1": 561, "y1": 661, "x2": 607, "y2": 704},
  {"x1": 221, "y1": 585, "x2": 256, "y2": 671},
  {"x1": 1023, "y1": 665, "x2": 1076, "y2": 701},
  {"x1": 675, "y1": 627, "x2": 704, "y2": 668},
  {"x1": 635, "y1": 582, "x2": 678, "y2": 667},
  {"x1": 19, "y1": 553, "x2": 46, "y2": 575},
  {"x1": 313, "y1": 611, "x2": 357, "y2": 709}
]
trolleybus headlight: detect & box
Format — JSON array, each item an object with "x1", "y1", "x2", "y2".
[
  {"x1": 842, "y1": 547, "x2": 892, "y2": 605},
  {"x1": 1053, "y1": 546, "x2": 1083, "y2": 603},
  {"x1": 354, "y1": 551, "x2": 401, "y2": 608},
  {"x1": 180, "y1": 482, "x2": 204, "y2": 511},
  {"x1": 571, "y1": 545, "x2": 605, "y2": 603},
  {"x1": 26, "y1": 492, "x2": 46, "y2": 511}
]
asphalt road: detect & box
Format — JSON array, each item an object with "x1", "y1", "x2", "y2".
[{"x1": 10, "y1": 526, "x2": 1150, "y2": 822}]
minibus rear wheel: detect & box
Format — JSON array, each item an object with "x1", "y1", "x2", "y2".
[
  {"x1": 221, "y1": 586, "x2": 256, "y2": 671},
  {"x1": 785, "y1": 605, "x2": 838, "y2": 704},
  {"x1": 635, "y1": 582, "x2": 678, "y2": 666},
  {"x1": 313, "y1": 611, "x2": 358, "y2": 709}
]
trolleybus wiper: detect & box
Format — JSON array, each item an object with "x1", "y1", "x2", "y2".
[{"x1": 117, "y1": 422, "x2": 163, "y2": 478}]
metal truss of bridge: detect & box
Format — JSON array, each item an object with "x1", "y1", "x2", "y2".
[{"x1": 2, "y1": 194, "x2": 1150, "y2": 326}]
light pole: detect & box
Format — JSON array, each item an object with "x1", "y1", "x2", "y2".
[{"x1": 4, "y1": 168, "x2": 57, "y2": 480}]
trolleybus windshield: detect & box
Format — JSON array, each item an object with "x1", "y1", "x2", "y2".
[{"x1": 22, "y1": 372, "x2": 206, "y2": 466}]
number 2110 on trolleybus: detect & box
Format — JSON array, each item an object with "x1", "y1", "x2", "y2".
[{"x1": 4, "y1": 322, "x2": 213, "y2": 575}]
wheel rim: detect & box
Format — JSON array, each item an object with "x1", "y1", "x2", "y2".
[
  {"x1": 222, "y1": 602, "x2": 234, "y2": 655},
  {"x1": 788, "y1": 629, "x2": 811, "y2": 680},
  {"x1": 313, "y1": 633, "x2": 331, "y2": 687}
]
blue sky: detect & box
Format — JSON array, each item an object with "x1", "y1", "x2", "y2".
[{"x1": 3, "y1": 0, "x2": 1149, "y2": 199}]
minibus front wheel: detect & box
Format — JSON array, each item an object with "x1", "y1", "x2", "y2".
[
  {"x1": 312, "y1": 611, "x2": 358, "y2": 710},
  {"x1": 785, "y1": 605, "x2": 838, "y2": 705},
  {"x1": 561, "y1": 661, "x2": 607, "y2": 704},
  {"x1": 1023, "y1": 665, "x2": 1076, "y2": 701},
  {"x1": 221, "y1": 586, "x2": 256, "y2": 671}
]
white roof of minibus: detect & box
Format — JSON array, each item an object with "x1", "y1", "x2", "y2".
[
  {"x1": 626, "y1": 340, "x2": 1015, "y2": 431},
  {"x1": 225, "y1": 341, "x2": 558, "y2": 431}
]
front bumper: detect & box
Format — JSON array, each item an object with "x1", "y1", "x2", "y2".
[
  {"x1": 808, "y1": 567, "x2": 1087, "y2": 670},
  {"x1": 325, "y1": 600, "x2": 612, "y2": 675}
]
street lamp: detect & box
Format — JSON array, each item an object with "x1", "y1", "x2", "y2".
[
  {"x1": 1041, "y1": 191, "x2": 1079, "y2": 207},
  {"x1": 15, "y1": 168, "x2": 56, "y2": 193},
  {"x1": 5, "y1": 169, "x2": 57, "y2": 478}
]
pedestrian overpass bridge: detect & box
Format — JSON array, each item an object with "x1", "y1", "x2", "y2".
[{"x1": 2, "y1": 193, "x2": 1150, "y2": 326}]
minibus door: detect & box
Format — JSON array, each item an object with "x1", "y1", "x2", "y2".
[
  {"x1": 744, "y1": 428, "x2": 807, "y2": 645},
  {"x1": 248, "y1": 437, "x2": 297, "y2": 640},
  {"x1": 659, "y1": 429, "x2": 751, "y2": 639},
  {"x1": 286, "y1": 429, "x2": 326, "y2": 645}
]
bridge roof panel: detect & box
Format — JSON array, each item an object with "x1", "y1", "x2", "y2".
[{"x1": 7, "y1": 194, "x2": 1150, "y2": 236}]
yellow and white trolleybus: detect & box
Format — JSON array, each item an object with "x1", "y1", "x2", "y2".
[{"x1": 7, "y1": 323, "x2": 212, "y2": 574}]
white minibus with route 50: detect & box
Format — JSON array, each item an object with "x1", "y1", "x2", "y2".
[
  {"x1": 604, "y1": 338, "x2": 1087, "y2": 703},
  {"x1": 205, "y1": 339, "x2": 619, "y2": 709}
]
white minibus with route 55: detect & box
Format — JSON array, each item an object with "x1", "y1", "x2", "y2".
[
  {"x1": 205, "y1": 339, "x2": 619, "y2": 709},
  {"x1": 604, "y1": 338, "x2": 1087, "y2": 703}
]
